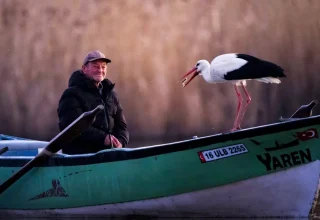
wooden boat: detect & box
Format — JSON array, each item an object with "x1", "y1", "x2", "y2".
[{"x1": 1, "y1": 105, "x2": 320, "y2": 218}]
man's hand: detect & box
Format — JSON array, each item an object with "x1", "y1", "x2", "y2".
[
  {"x1": 104, "y1": 134, "x2": 122, "y2": 148},
  {"x1": 111, "y1": 136, "x2": 122, "y2": 148}
]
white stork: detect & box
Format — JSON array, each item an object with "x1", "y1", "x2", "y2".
[{"x1": 180, "y1": 53, "x2": 286, "y2": 132}]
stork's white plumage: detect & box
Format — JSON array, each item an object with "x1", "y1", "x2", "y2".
[{"x1": 180, "y1": 53, "x2": 286, "y2": 132}]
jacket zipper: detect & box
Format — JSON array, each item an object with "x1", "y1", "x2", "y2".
[{"x1": 99, "y1": 92, "x2": 113, "y2": 148}]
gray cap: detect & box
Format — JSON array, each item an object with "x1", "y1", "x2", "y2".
[{"x1": 83, "y1": 50, "x2": 111, "y2": 65}]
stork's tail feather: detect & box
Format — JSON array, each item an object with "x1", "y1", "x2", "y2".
[
  {"x1": 262, "y1": 61, "x2": 286, "y2": 78},
  {"x1": 256, "y1": 77, "x2": 282, "y2": 84}
]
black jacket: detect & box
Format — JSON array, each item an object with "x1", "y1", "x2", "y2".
[{"x1": 57, "y1": 70, "x2": 129, "y2": 154}]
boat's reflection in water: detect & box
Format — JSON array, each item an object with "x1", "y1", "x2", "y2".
[{"x1": 6, "y1": 217, "x2": 313, "y2": 220}]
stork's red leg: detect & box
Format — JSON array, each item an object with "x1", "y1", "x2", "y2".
[
  {"x1": 237, "y1": 83, "x2": 252, "y2": 129},
  {"x1": 231, "y1": 85, "x2": 243, "y2": 131}
]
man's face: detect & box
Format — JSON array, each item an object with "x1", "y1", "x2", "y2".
[{"x1": 82, "y1": 60, "x2": 107, "y2": 83}]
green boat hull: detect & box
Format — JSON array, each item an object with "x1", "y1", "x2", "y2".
[{"x1": 1, "y1": 116, "x2": 320, "y2": 217}]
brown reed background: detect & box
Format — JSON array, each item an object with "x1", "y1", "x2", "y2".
[{"x1": 0, "y1": 0, "x2": 320, "y2": 147}]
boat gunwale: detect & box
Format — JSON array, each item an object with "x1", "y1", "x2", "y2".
[{"x1": 1, "y1": 115, "x2": 320, "y2": 167}]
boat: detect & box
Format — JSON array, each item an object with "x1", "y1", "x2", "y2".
[{"x1": 1, "y1": 103, "x2": 320, "y2": 218}]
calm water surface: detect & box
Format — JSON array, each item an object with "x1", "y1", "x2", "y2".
[{"x1": 5, "y1": 217, "x2": 313, "y2": 220}]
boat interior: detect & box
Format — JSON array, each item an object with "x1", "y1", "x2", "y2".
[
  {"x1": 1, "y1": 99, "x2": 318, "y2": 161},
  {"x1": 0, "y1": 112, "x2": 319, "y2": 165}
]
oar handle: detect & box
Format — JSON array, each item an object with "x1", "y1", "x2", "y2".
[
  {"x1": 45, "y1": 104, "x2": 105, "y2": 154},
  {"x1": 0, "y1": 147, "x2": 8, "y2": 156}
]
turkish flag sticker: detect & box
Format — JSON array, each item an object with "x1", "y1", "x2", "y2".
[
  {"x1": 198, "y1": 152, "x2": 206, "y2": 163},
  {"x1": 297, "y1": 128, "x2": 319, "y2": 141}
]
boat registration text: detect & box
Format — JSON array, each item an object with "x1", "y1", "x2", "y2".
[{"x1": 198, "y1": 144, "x2": 248, "y2": 163}]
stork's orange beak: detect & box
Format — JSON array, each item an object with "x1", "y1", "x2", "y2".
[{"x1": 180, "y1": 67, "x2": 199, "y2": 87}]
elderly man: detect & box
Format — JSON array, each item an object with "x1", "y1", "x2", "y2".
[{"x1": 57, "y1": 50, "x2": 129, "y2": 154}]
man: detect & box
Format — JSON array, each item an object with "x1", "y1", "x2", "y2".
[{"x1": 57, "y1": 50, "x2": 129, "y2": 154}]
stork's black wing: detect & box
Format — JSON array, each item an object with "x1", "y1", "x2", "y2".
[{"x1": 224, "y1": 54, "x2": 286, "y2": 80}]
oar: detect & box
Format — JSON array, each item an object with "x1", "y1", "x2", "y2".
[
  {"x1": 0, "y1": 147, "x2": 9, "y2": 156},
  {"x1": 0, "y1": 104, "x2": 104, "y2": 194}
]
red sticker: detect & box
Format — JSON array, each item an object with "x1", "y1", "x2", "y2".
[
  {"x1": 297, "y1": 128, "x2": 318, "y2": 141},
  {"x1": 198, "y1": 152, "x2": 206, "y2": 163}
]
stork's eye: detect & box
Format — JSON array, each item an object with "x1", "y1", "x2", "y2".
[{"x1": 196, "y1": 63, "x2": 200, "y2": 66}]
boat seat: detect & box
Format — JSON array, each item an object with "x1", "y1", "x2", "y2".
[
  {"x1": 0, "y1": 140, "x2": 49, "y2": 157},
  {"x1": 0, "y1": 134, "x2": 29, "y2": 141},
  {"x1": 53, "y1": 147, "x2": 135, "y2": 158},
  {"x1": 1, "y1": 147, "x2": 136, "y2": 159}
]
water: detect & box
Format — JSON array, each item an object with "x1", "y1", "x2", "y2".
[{"x1": 5, "y1": 217, "x2": 313, "y2": 220}]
